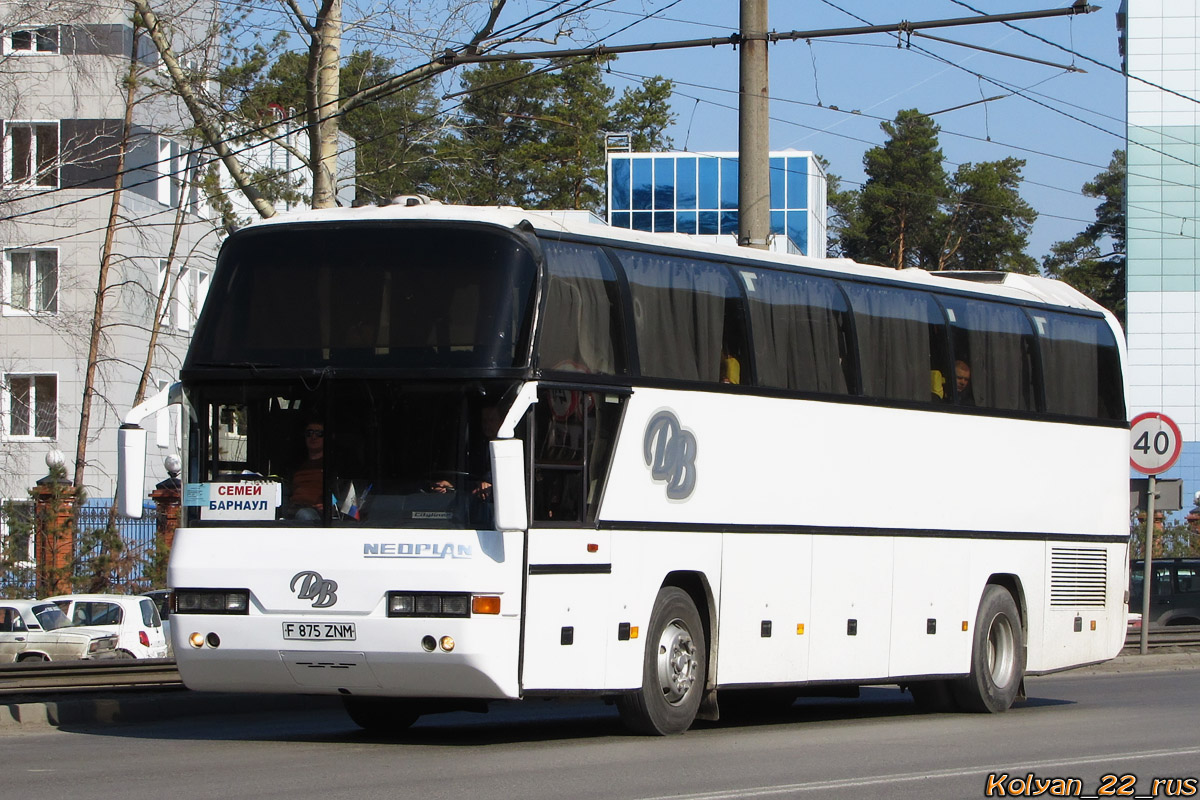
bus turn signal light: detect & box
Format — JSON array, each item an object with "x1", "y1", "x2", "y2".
[{"x1": 472, "y1": 596, "x2": 501, "y2": 615}]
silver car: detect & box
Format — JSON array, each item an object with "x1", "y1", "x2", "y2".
[{"x1": 0, "y1": 599, "x2": 120, "y2": 662}]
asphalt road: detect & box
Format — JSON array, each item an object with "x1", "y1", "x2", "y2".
[{"x1": 4, "y1": 657, "x2": 1198, "y2": 800}]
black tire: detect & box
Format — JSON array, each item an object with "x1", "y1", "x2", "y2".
[
  {"x1": 953, "y1": 585, "x2": 1025, "y2": 713},
  {"x1": 113, "y1": 650, "x2": 136, "y2": 660},
  {"x1": 908, "y1": 680, "x2": 958, "y2": 713},
  {"x1": 617, "y1": 586, "x2": 706, "y2": 735},
  {"x1": 342, "y1": 696, "x2": 421, "y2": 734},
  {"x1": 17, "y1": 653, "x2": 49, "y2": 663}
]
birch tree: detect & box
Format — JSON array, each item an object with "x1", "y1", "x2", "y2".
[{"x1": 132, "y1": 0, "x2": 605, "y2": 214}]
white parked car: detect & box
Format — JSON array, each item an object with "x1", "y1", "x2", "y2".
[
  {"x1": 0, "y1": 599, "x2": 120, "y2": 662},
  {"x1": 45, "y1": 594, "x2": 170, "y2": 659}
]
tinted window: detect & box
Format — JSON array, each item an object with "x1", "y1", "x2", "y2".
[
  {"x1": 739, "y1": 268, "x2": 853, "y2": 394},
  {"x1": 74, "y1": 602, "x2": 122, "y2": 626},
  {"x1": 843, "y1": 283, "x2": 948, "y2": 403},
  {"x1": 139, "y1": 598, "x2": 161, "y2": 627},
  {"x1": 1030, "y1": 311, "x2": 1125, "y2": 420},
  {"x1": 1177, "y1": 562, "x2": 1200, "y2": 594},
  {"x1": 941, "y1": 296, "x2": 1037, "y2": 411},
  {"x1": 618, "y1": 251, "x2": 744, "y2": 383},
  {"x1": 188, "y1": 225, "x2": 537, "y2": 371},
  {"x1": 537, "y1": 242, "x2": 625, "y2": 376}
]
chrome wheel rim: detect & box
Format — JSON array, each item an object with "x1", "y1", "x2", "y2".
[
  {"x1": 986, "y1": 614, "x2": 1016, "y2": 688},
  {"x1": 656, "y1": 617, "x2": 698, "y2": 705}
]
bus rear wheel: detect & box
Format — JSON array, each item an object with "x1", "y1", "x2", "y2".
[
  {"x1": 617, "y1": 586, "x2": 706, "y2": 735},
  {"x1": 342, "y1": 696, "x2": 421, "y2": 734},
  {"x1": 954, "y1": 585, "x2": 1025, "y2": 713}
]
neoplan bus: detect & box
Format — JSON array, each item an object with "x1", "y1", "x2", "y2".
[{"x1": 117, "y1": 203, "x2": 1130, "y2": 735}]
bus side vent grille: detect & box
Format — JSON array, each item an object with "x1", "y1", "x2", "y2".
[{"x1": 1050, "y1": 547, "x2": 1108, "y2": 607}]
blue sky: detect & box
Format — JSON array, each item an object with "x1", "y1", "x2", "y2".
[{"x1": 535, "y1": 0, "x2": 1128, "y2": 261}]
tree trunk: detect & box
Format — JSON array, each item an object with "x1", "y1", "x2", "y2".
[
  {"x1": 74, "y1": 28, "x2": 140, "y2": 489},
  {"x1": 310, "y1": 0, "x2": 342, "y2": 208}
]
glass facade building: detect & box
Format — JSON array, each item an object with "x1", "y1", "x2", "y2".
[
  {"x1": 606, "y1": 150, "x2": 827, "y2": 258},
  {"x1": 1121, "y1": 0, "x2": 1200, "y2": 509}
]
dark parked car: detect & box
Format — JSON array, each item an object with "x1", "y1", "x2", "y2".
[
  {"x1": 141, "y1": 590, "x2": 173, "y2": 656},
  {"x1": 1129, "y1": 558, "x2": 1200, "y2": 627}
]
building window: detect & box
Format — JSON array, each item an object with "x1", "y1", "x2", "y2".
[
  {"x1": 0, "y1": 499, "x2": 36, "y2": 568},
  {"x1": 6, "y1": 26, "x2": 59, "y2": 55},
  {"x1": 4, "y1": 374, "x2": 57, "y2": 439},
  {"x1": 4, "y1": 249, "x2": 58, "y2": 314},
  {"x1": 157, "y1": 136, "x2": 181, "y2": 206},
  {"x1": 158, "y1": 261, "x2": 209, "y2": 331},
  {"x1": 4, "y1": 122, "x2": 59, "y2": 187}
]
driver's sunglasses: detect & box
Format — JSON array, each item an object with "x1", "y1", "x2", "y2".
[{"x1": 305, "y1": 429, "x2": 324, "y2": 438}]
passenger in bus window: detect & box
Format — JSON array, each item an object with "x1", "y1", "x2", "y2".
[
  {"x1": 931, "y1": 369, "x2": 948, "y2": 402},
  {"x1": 285, "y1": 421, "x2": 325, "y2": 520},
  {"x1": 954, "y1": 360, "x2": 975, "y2": 406},
  {"x1": 720, "y1": 349, "x2": 741, "y2": 384}
]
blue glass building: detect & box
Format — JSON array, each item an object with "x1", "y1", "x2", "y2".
[{"x1": 606, "y1": 150, "x2": 827, "y2": 257}]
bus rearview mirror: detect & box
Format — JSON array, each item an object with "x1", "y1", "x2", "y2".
[
  {"x1": 490, "y1": 439, "x2": 527, "y2": 532},
  {"x1": 116, "y1": 425, "x2": 147, "y2": 518}
]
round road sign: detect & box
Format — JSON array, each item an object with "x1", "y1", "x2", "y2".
[{"x1": 1129, "y1": 412, "x2": 1183, "y2": 475}]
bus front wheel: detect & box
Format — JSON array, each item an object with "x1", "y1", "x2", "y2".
[
  {"x1": 617, "y1": 586, "x2": 706, "y2": 735},
  {"x1": 342, "y1": 696, "x2": 421, "y2": 734},
  {"x1": 954, "y1": 585, "x2": 1025, "y2": 713}
]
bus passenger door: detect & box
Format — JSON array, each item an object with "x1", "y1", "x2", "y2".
[{"x1": 521, "y1": 387, "x2": 624, "y2": 691}]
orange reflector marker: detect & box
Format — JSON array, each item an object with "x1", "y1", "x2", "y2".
[
  {"x1": 962, "y1": 621, "x2": 969, "y2": 632},
  {"x1": 797, "y1": 623, "x2": 805, "y2": 635},
  {"x1": 1090, "y1": 620, "x2": 1097, "y2": 631},
  {"x1": 587, "y1": 543, "x2": 599, "y2": 553},
  {"x1": 472, "y1": 596, "x2": 501, "y2": 615},
  {"x1": 630, "y1": 626, "x2": 639, "y2": 639}
]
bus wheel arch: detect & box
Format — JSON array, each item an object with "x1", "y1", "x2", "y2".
[
  {"x1": 954, "y1": 580, "x2": 1027, "y2": 713},
  {"x1": 617, "y1": 576, "x2": 711, "y2": 735}
]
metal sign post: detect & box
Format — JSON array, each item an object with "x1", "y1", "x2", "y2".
[{"x1": 1129, "y1": 412, "x2": 1183, "y2": 655}]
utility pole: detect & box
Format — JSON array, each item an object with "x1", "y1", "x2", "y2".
[{"x1": 738, "y1": 0, "x2": 770, "y2": 250}]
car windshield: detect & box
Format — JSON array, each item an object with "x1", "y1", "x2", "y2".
[{"x1": 32, "y1": 603, "x2": 71, "y2": 631}]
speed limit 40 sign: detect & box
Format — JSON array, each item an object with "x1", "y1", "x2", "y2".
[{"x1": 1130, "y1": 412, "x2": 1183, "y2": 475}]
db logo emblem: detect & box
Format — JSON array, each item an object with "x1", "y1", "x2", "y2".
[
  {"x1": 290, "y1": 571, "x2": 338, "y2": 608},
  {"x1": 643, "y1": 410, "x2": 697, "y2": 500}
]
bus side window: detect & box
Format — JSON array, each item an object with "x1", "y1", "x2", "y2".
[
  {"x1": 1031, "y1": 311, "x2": 1125, "y2": 420},
  {"x1": 941, "y1": 296, "x2": 1037, "y2": 412},
  {"x1": 617, "y1": 249, "x2": 742, "y2": 384},
  {"x1": 537, "y1": 241, "x2": 626, "y2": 376},
  {"x1": 842, "y1": 283, "x2": 944, "y2": 404},
  {"x1": 740, "y1": 268, "x2": 852, "y2": 395},
  {"x1": 532, "y1": 388, "x2": 622, "y2": 526}
]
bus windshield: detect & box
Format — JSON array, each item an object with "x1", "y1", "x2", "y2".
[
  {"x1": 184, "y1": 380, "x2": 515, "y2": 529},
  {"x1": 185, "y1": 223, "x2": 537, "y2": 371}
]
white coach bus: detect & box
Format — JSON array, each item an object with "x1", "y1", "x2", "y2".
[{"x1": 118, "y1": 203, "x2": 1129, "y2": 735}]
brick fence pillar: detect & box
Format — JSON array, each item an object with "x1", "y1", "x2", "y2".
[{"x1": 33, "y1": 468, "x2": 77, "y2": 597}]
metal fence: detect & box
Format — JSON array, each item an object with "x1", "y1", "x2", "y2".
[{"x1": 0, "y1": 499, "x2": 163, "y2": 598}]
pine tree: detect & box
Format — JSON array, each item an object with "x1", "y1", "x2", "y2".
[
  {"x1": 840, "y1": 109, "x2": 947, "y2": 269},
  {"x1": 1043, "y1": 151, "x2": 1126, "y2": 324}
]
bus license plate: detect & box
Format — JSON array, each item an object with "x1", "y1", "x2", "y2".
[{"x1": 282, "y1": 622, "x2": 357, "y2": 641}]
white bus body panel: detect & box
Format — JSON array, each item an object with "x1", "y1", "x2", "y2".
[
  {"x1": 596, "y1": 388, "x2": 1127, "y2": 685},
  {"x1": 169, "y1": 528, "x2": 524, "y2": 698}
]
